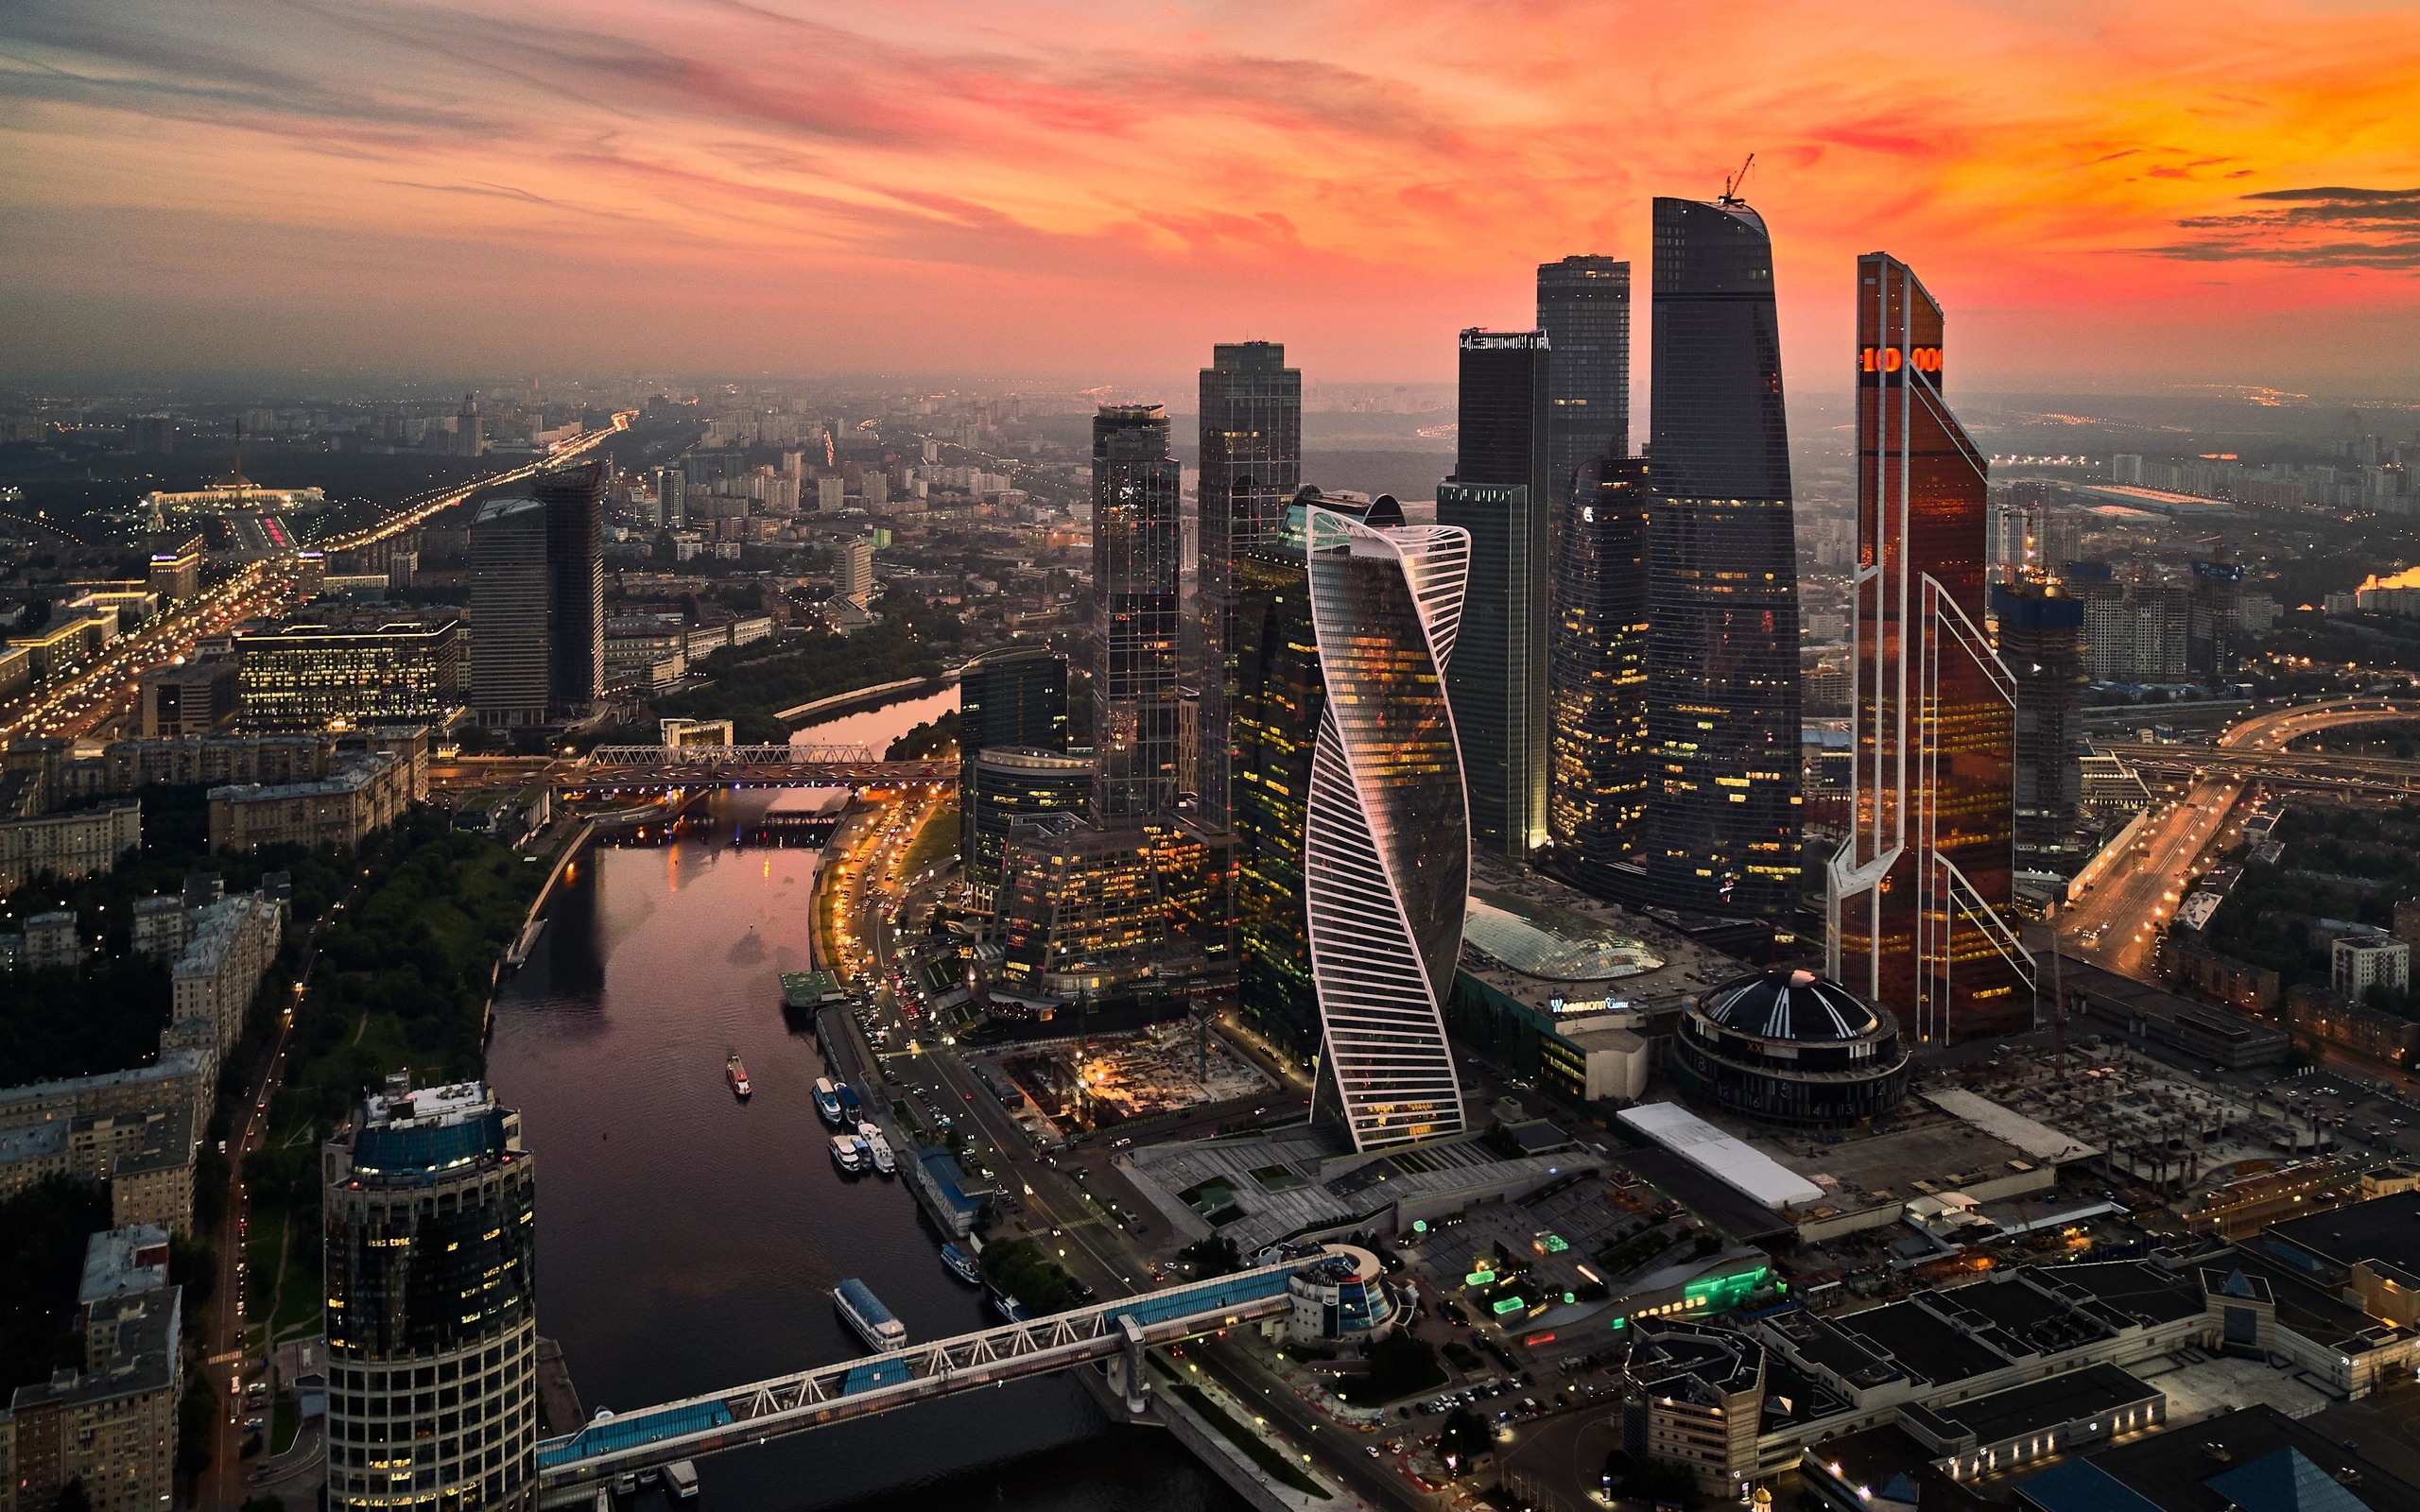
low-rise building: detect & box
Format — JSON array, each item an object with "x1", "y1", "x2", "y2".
[
  {"x1": 137, "y1": 658, "x2": 239, "y2": 738},
  {"x1": 2334, "y1": 934, "x2": 2410, "y2": 1001},
  {"x1": 22, "y1": 911, "x2": 79, "y2": 971},
  {"x1": 209, "y1": 747, "x2": 413, "y2": 852},
  {"x1": 171, "y1": 893, "x2": 282, "y2": 1054},
  {"x1": 0, "y1": 802, "x2": 140, "y2": 895},
  {"x1": 235, "y1": 620, "x2": 465, "y2": 730},
  {"x1": 0, "y1": 1106, "x2": 196, "y2": 1235},
  {"x1": 1, "y1": 1268, "x2": 181, "y2": 1512}
]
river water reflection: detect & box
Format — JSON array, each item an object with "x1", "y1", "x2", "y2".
[{"x1": 487, "y1": 692, "x2": 1243, "y2": 1512}]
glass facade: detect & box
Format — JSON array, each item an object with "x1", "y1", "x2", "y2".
[
  {"x1": 1994, "y1": 581, "x2": 2089, "y2": 864},
  {"x1": 1547, "y1": 456, "x2": 1651, "y2": 896},
  {"x1": 468, "y1": 500, "x2": 549, "y2": 729},
  {"x1": 958, "y1": 644, "x2": 1070, "y2": 891},
  {"x1": 993, "y1": 818, "x2": 1233, "y2": 1000},
  {"x1": 1825, "y1": 253, "x2": 2031, "y2": 1042},
  {"x1": 1440, "y1": 330, "x2": 1550, "y2": 860},
  {"x1": 1230, "y1": 537, "x2": 1322, "y2": 1061},
  {"x1": 1642, "y1": 196, "x2": 1803, "y2": 915},
  {"x1": 965, "y1": 747, "x2": 1094, "y2": 909},
  {"x1": 1537, "y1": 256, "x2": 1632, "y2": 505},
  {"x1": 323, "y1": 1081, "x2": 537, "y2": 1512},
  {"x1": 236, "y1": 621, "x2": 464, "y2": 731},
  {"x1": 1304, "y1": 507, "x2": 1470, "y2": 1150},
  {"x1": 1197, "y1": 342, "x2": 1302, "y2": 830},
  {"x1": 534, "y1": 463, "x2": 603, "y2": 718},
  {"x1": 1090, "y1": 405, "x2": 1183, "y2": 826}
]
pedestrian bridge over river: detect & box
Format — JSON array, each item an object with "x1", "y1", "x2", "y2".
[{"x1": 532, "y1": 1262, "x2": 1304, "y2": 1503}]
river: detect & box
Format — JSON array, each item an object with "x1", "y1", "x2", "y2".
[{"x1": 487, "y1": 688, "x2": 1247, "y2": 1512}]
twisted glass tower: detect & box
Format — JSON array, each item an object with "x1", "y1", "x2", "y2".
[
  {"x1": 1825, "y1": 253, "x2": 2032, "y2": 1042},
  {"x1": 1304, "y1": 506, "x2": 1470, "y2": 1151},
  {"x1": 1643, "y1": 195, "x2": 1804, "y2": 915}
]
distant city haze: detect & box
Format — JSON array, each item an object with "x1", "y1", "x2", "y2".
[{"x1": 1, "y1": 0, "x2": 2416, "y2": 392}]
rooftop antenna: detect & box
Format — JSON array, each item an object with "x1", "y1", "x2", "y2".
[{"x1": 1720, "y1": 153, "x2": 1757, "y2": 206}]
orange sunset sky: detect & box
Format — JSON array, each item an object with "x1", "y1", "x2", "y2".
[{"x1": 2, "y1": 0, "x2": 2417, "y2": 391}]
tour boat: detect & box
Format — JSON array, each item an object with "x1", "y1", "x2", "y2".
[
  {"x1": 836, "y1": 1081, "x2": 862, "y2": 1129},
  {"x1": 813, "y1": 1078, "x2": 843, "y2": 1126},
  {"x1": 940, "y1": 1244, "x2": 981, "y2": 1285},
  {"x1": 835, "y1": 1278, "x2": 908, "y2": 1352},
  {"x1": 829, "y1": 1134, "x2": 869, "y2": 1174},
  {"x1": 861, "y1": 1127, "x2": 896, "y2": 1176},
  {"x1": 725, "y1": 1054, "x2": 752, "y2": 1099}
]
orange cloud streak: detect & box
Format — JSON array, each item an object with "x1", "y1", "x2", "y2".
[{"x1": 1, "y1": 0, "x2": 2416, "y2": 385}]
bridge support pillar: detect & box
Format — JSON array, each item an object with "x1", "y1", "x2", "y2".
[{"x1": 1116, "y1": 1316, "x2": 1150, "y2": 1414}]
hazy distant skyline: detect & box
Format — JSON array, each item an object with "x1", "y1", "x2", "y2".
[{"x1": 3, "y1": 0, "x2": 2418, "y2": 393}]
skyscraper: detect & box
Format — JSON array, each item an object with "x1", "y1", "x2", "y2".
[
  {"x1": 1231, "y1": 530, "x2": 1322, "y2": 1062},
  {"x1": 454, "y1": 393, "x2": 484, "y2": 458},
  {"x1": 1642, "y1": 195, "x2": 1804, "y2": 915},
  {"x1": 1994, "y1": 580, "x2": 2088, "y2": 867},
  {"x1": 1825, "y1": 252, "x2": 2031, "y2": 1043},
  {"x1": 1090, "y1": 404, "x2": 1184, "y2": 826},
  {"x1": 1304, "y1": 505, "x2": 1470, "y2": 1151},
  {"x1": 1537, "y1": 257, "x2": 1632, "y2": 505},
  {"x1": 1439, "y1": 329, "x2": 1551, "y2": 860},
  {"x1": 536, "y1": 462, "x2": 603, "y2": 719},
  {"x1": 1547, "y1": 456, "x2": 1653, "y2": 896},
  {"x1": 959, "y1": 644, "x2": 1073, "y2": 904},
  {"x1": 323, "y1": 1075, "x2": 537, "y2": 1512},
  {"x1": 469, "y1": 461, "x2": 603, "y2": 727},
  {"x1": 1198, "y1": 342, "x2": 1302, "y2": 829}
]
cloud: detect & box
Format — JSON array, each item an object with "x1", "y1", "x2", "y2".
[{"x1": 2153, "y1": 185, "x2": 2420, "y2": 268}]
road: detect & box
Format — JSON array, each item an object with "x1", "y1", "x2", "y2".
[
  {"x1": 1189, "y1": 1338, "x2": 1432, "y2": 1512},
  {"x1": 2061, "y1": 696, "x2": 2420, "y2": 981}
]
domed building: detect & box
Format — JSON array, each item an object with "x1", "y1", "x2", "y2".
[{"x1": 1671, "y1": 968, "x2": 1911, "y2": 1129}]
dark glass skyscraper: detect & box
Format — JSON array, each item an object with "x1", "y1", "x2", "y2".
[
  {"x1": 1198, "y1": 342, "x2": 1302, "y2": 830},
  {"x1": 1547, "y1": 456, "x2": 1652, "y2": 895},
  {"x1": 1090, "y1": 404, "x2": 1184, "y2": 826},
  {"x1": 1642, "y1": 195, "x2": 1803, "y2": 915},
  {"x1": 959, "y1": 644, "x2": 1071, "y2": 901},
  {"x1": 1995, "y1": 581, "x2": 2088, "y2": 867},
  {"x1": 1439, "y1": 330, "x2": 1551, "y2": 859},
  {"x1": 534, "y1": 462, "x2": 603, "y2": 718},
  {"x1": 1538, "y1": 256, "x2": 1632, "y2": 505},
  {"x1": 1825, "y1": 252, "x2": 2030, "y2": 1042},
  {"x1": 1231, "y1": 531, "x2": 1322, "y2": 1062}
]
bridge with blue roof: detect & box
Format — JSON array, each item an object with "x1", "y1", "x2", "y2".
[{"x1": 532, "y1": 1259, "x2": 1308, "y2": 1503}]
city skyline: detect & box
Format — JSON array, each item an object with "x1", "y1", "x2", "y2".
[{"x1": 4, "y1": 3, "x2": 2419, "y2": 391}]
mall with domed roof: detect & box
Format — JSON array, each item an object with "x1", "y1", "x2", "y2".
[{"x1": 1670, "y1": 967, "x2": 1911, "y2": 1129}]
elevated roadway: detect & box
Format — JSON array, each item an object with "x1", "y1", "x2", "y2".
[
  {"x1": 529, "y1": 1262, "x2": 1307, "y2": 1503},
  {"x1": 2063, "y1": 696, "x2": 2420, "y2": 980}
]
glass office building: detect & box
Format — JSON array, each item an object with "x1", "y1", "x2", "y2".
[
  {"x1": 1642, "y1": 195, "x2": 1804, "y2": 915},
  {"x1": 1440, "y1": 330, "x2": 1551, "y2": 860},
  {"x1": 1304, "y1": 506, "x2": 1470, "y2": 1151},
  {"x1": 1230, "y1": 533, "x2": 1322, "y2": 1062},
  {"x1": 323, "y1": 1077, "x2": 537, "y2": 1512},
  {"x1": 959, "y1": 644, "x2": 1070, "y2": 893},
  {"x1": 1090, "y1": 405, "x2": 1184, "y2": 826},
  {"x1": 1537, "y1": 256, "x2": 1632, "y2": 506},
  {"x1": 1824, "y1": 252, "x2": 2031, "y2": 1042},
  {"x1": 1197, "y1": 342, "x2": 1302, "y2": 829},
  {"x1": 1547, "y1": 457, "x2": 1652, "y2": 896},
  {"x1": 236, "y1": 620, "x2": 464, "y2": 731},
  {"x1": 965, "y1": 747, "x2": 1095, "y2": 910}
]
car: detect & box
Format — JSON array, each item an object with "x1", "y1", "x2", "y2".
[
  {"x1": 244, "y1": 1416, "x2": 267, "y2": 1433},
  {"x1": 1367, "y1": 1445, "x2": 1381, "y2": 1458}
]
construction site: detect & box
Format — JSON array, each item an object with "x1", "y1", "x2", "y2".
[{"x1": 982, "y1": 1019, "x2": 1276, "y2": 1134}]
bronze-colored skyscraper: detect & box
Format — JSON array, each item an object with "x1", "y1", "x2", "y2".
[{"x1": 1825, "y1": 253, "x2": 2032, "y2": 1042}]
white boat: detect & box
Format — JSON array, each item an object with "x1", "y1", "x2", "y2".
[
  {"x1": 829, "y1": 1134, "x2": 868, "y2": 1174},
  {"x1": 835, "y1": 1278, "x2": 908, "y2": 1352},
  {"x1": 665, "y1": 1462, "x2": 700, "y2": 1501},
  {"x1": 862, "y1": 1127, "x2": 897, "y2": 1176}
]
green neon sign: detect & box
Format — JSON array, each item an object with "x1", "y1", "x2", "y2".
[
  {"x1": 1684, "y1": 1265, "x2": 1771, "y2": 1314},
  {"x1": 1467, "y1": 1269, "x2": 1496, "y2": 1286},
  {"x1": 1492, "y1": 1296, "x2": 1527, "y2": 1316}
]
